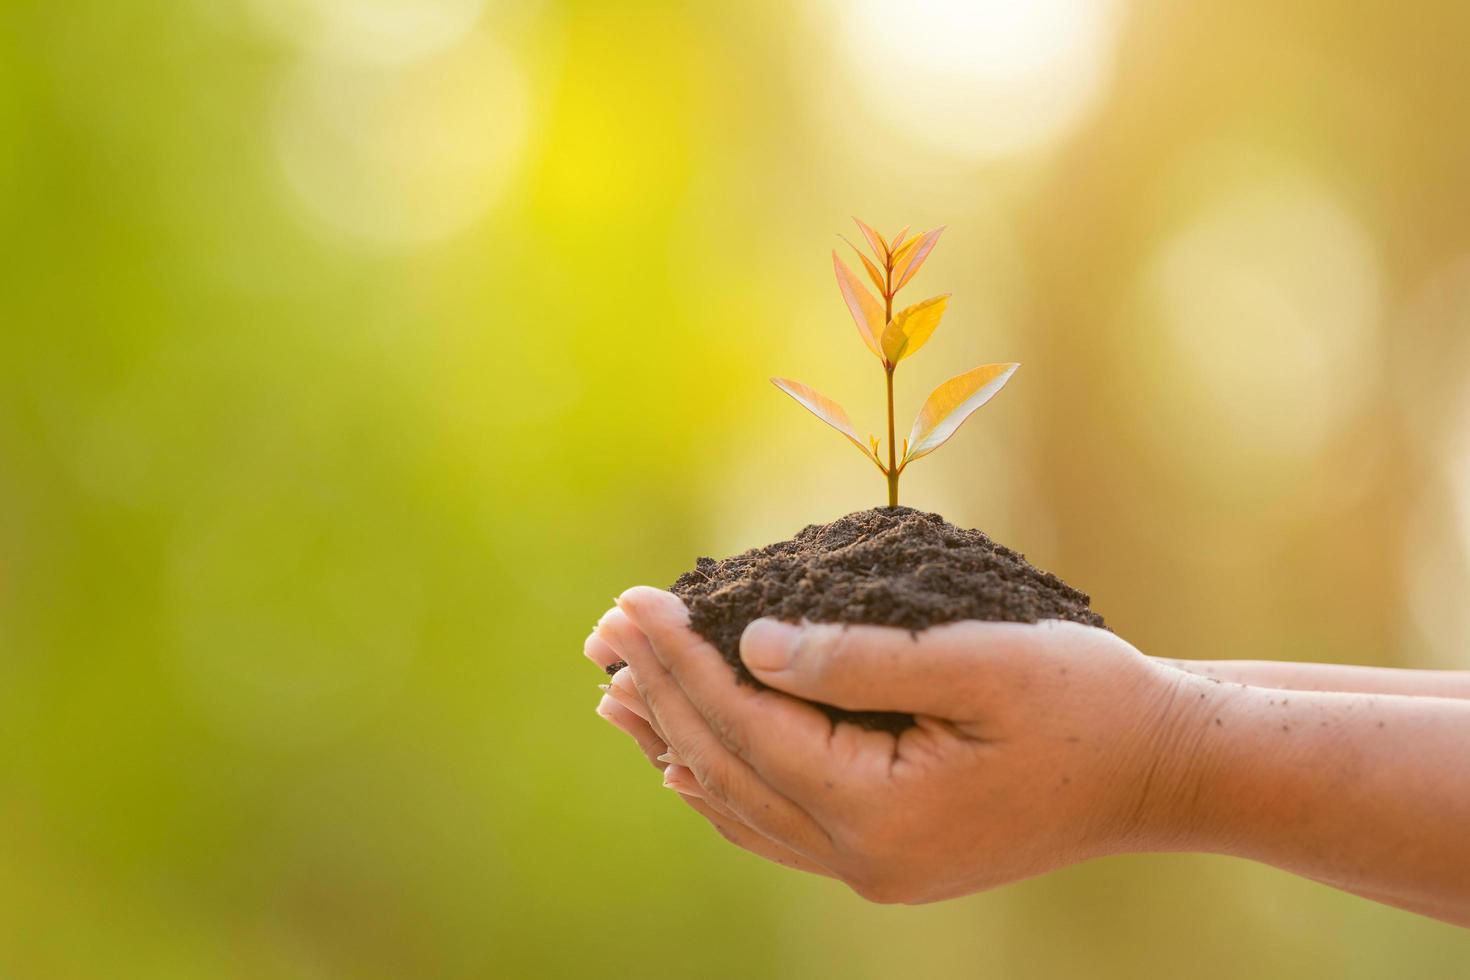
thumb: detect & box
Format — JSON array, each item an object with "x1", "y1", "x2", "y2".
[{"x1": 739, "y1": 618, "x2": 1011, "y2": 718}]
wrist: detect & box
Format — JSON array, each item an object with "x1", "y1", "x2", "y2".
[
  {"x1": 1109, "y1": 663, "x2": 1256, "y2": 855},
  {"x1": 1141, "y1": 672, "x2": 1334, "y2": 861}
]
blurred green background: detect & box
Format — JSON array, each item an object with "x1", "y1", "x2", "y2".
[{"x1": 5, "y1": 0, "x2": 1470, "y2": 976}]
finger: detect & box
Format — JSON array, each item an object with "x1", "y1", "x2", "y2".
[
  {"x1": 617, "y1": 586, "x2": 886, "y2": 798},
  {"x1": 738, "y1": 617, "x2": 1101, "y2": 717},
  {"x1": 676, "y1": 775, "x2": 740, "y2": 821},
  {"x1": 604, "y1": 653, "x2": 816, "y2": 847},
  {"x1": 674, "y1": 793, "x2": 835, "y2": 878},
  {"x1": 664, "y1": 765, "x2": 762, "y2": 834},
  {"x1": 584, "y1": 630, "x2": 628, "y2": 673},
  {"x1": 664, "y1": 765, "x2": 832, "y2": 876},
  {"x1": 596, "y1": 608, "x2": 661, "y2": 716},
  {"x1": 665, "y1": 757, "x2": 831, "y2": 864},
  {"x1": 595, "y1": 695, "x2": 668, "y2": 768},
  {"x1": 596, "y1": 605, "x2": 835, "y2": 863},
  {"x1": 601, "y1": 666, "x2": 653, "y2": 725},
  {"x1": 660, "y1": 762, "x2": 705, "y2": 798},
  {"x1": 598, "y1": 650, "x2": 670, "y2": 747},
  {"x1": 600, "y1": 631, "x2": 806, "y2": 861},
  {"x1": 637, "y1": 701, "x2": 826, "y2": 870}
]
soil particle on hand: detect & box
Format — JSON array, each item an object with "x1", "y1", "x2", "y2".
[{"x1": 670, "y1": 507, "x2": 1107, "y2": 733}]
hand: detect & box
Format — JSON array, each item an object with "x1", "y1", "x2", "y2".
[
  {"x1": 592, "y1": 587, "x2": 1204, "y2": 903},
  {"x1": 585, "y1": 609, "x2": 835, "y2": 877},
  {"x1": 590, "y1": 589, "x2": 1470, "y2": 922}
]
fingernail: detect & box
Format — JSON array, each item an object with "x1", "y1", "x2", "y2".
[
  {"x1": 603, "y1": 681, "x2": 651, "y2": 722},
  {"x1": 608, "y1": 666, "x2": 636, "y2": 693},
  {"x1": 656, "y1": 749, "x2": 686, "y2": 767},
  {"x1": 662, "y1": 768, "x2": 703, "y2": 799},
  {"x1": 740, "y1": 618, "x2": 801, "y2": 671}
]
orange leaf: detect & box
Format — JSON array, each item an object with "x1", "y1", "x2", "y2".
[
  {"x1": 772, "y1": 378, "x2": 881, "y2": 466},
  {"x1": 841, "y1": 235, "x2": 888, "y2": 295},
  {"x1": 889, "y1": 225, "x2": 911, "y2": 257},
  {"x1": 879, "y1": 294, "x2": 949, "y2": 363},
  {"x1": 894, "y1": 226, "x2": 944, "y2": 290},
  {"x1": 889, "y1": 233, "x2": 921, "y2": 276},
  {"x1": 852, "y1": 217, "x2": 889, "y2": 260},
  {"x1": 832, "y1": 252, "x2": 886, "y2": 360},
  {"x1": 903, "y1": 362, "x2": 1019, "y2": 465}
]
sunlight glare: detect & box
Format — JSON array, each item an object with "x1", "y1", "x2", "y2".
[{"x1": 828, "y1": 0, "x2": 1124, "y2": 161}]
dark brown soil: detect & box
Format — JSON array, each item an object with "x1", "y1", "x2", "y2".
[{"x1": 663, "y1": 507, "x2": 1107, "y2": 733}]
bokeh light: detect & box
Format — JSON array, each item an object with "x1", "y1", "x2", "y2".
[
  {"x1": 1139, "y1": 164, "x2": 1381, "y2": 488},
  {"x1": 272, "y1": 34, "x2": 530, "y2": 247},
  {"x1": 825, "y1": 0, "x2": 1125, "y2": 161},
  {"x1": 249, "y1": 0, "x2": 489, "y2": 64}
]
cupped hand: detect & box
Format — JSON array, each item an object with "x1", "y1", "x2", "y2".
[
  {"x1": 585, "y1": 612, "x2": 836, "y2": 877},
  {"x1": 590, "y1": 587, "x2": 1213, "y2": 904}
]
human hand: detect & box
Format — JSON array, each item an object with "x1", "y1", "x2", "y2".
[
  {"x1": 590, "y1": 587, "x2": 1209, "y2": 903},
  {"x1": 585, "y1": 610, "x2": 836, "y2": 878}
]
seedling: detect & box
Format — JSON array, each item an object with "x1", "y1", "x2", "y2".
[{"x1": 773, "y1": 219, "x2": 1019, "y2": 508}]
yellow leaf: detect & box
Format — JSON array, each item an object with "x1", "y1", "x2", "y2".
[
  {"x1": 841, "y1": 236, "x2": 888, "y2": 295},
  {"x1": 772, "y1": 378, "x2": 881, "y2": 466},
  {"x1": 894, "y1": 226, "x2": 944, "y2": 290},
  {"x1": 879, "y1": 294, "x2": 949, "y2": 363},
  {"x1": 889, "y1": 233, "x2": 921, "y2": 276},
  {"x1": 903, "y1": 362, "x2": 1019, "y2": 465},
  {"x1": 832, "y1": 252, "x2": 885, "y2": 360},
  {"x1": 852, "y1": 217, "x2": 888, "y2": 260}
]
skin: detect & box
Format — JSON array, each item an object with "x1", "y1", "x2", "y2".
[{"x1": 586, "y1": 588, "x2": 1470, "y2": 926}]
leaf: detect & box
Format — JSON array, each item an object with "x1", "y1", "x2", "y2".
[
  {"x1": 889, "y1": 233, "x2": 921, "y2": 276},
  {"x1": 852, "y1": 217, "x2": 888, "y2": 260},
  {"x1": 894, "y1": 226, "x2": 944, "y2": 290},
  {"x1": 772, "y1": 378, "x2": 880, "y2": 466},
  {"x1": 879, "y1": 294, "x2": 950, "y2": 363},
  {"x1": 889, "y1": 225, "x2": 911, "y2": 257},
  {"x1": 832, "y1": 252, "x2": 886, "y2": 360},
  {"x1": 903, "y1": 362, "x2": 1019, "y2": 466},
  {"x1": 841, "y1": 236, "x2": 888, "y2": 295}
]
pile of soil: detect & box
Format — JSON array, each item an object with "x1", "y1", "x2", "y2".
[{"x1": 613, "y1": 507, "x2": 1107, "y2": 733}]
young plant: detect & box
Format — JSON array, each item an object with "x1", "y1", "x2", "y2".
[{"x1": 773, "y1": 219, "x2": 1019, "y2": 508}]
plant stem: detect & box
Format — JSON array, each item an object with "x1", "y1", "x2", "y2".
[
  {"x1": 883, "y1": 259, "x2": 898, "y2": 508},
  {"x1": 885, "y1": 365, "x2": 898, "y2": 507}
]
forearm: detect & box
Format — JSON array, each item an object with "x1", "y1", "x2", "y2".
[
  {"x1": 1178, "y1": 680, "x2": 1470, "y2": 925},
  {"x1": 1159, "y1": 658, "x2": 1470, "y2": 699}
]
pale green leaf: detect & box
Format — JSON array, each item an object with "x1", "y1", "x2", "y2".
[{"x1": 903, "y1": 362, "x2": 1019, "y2": 465}]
